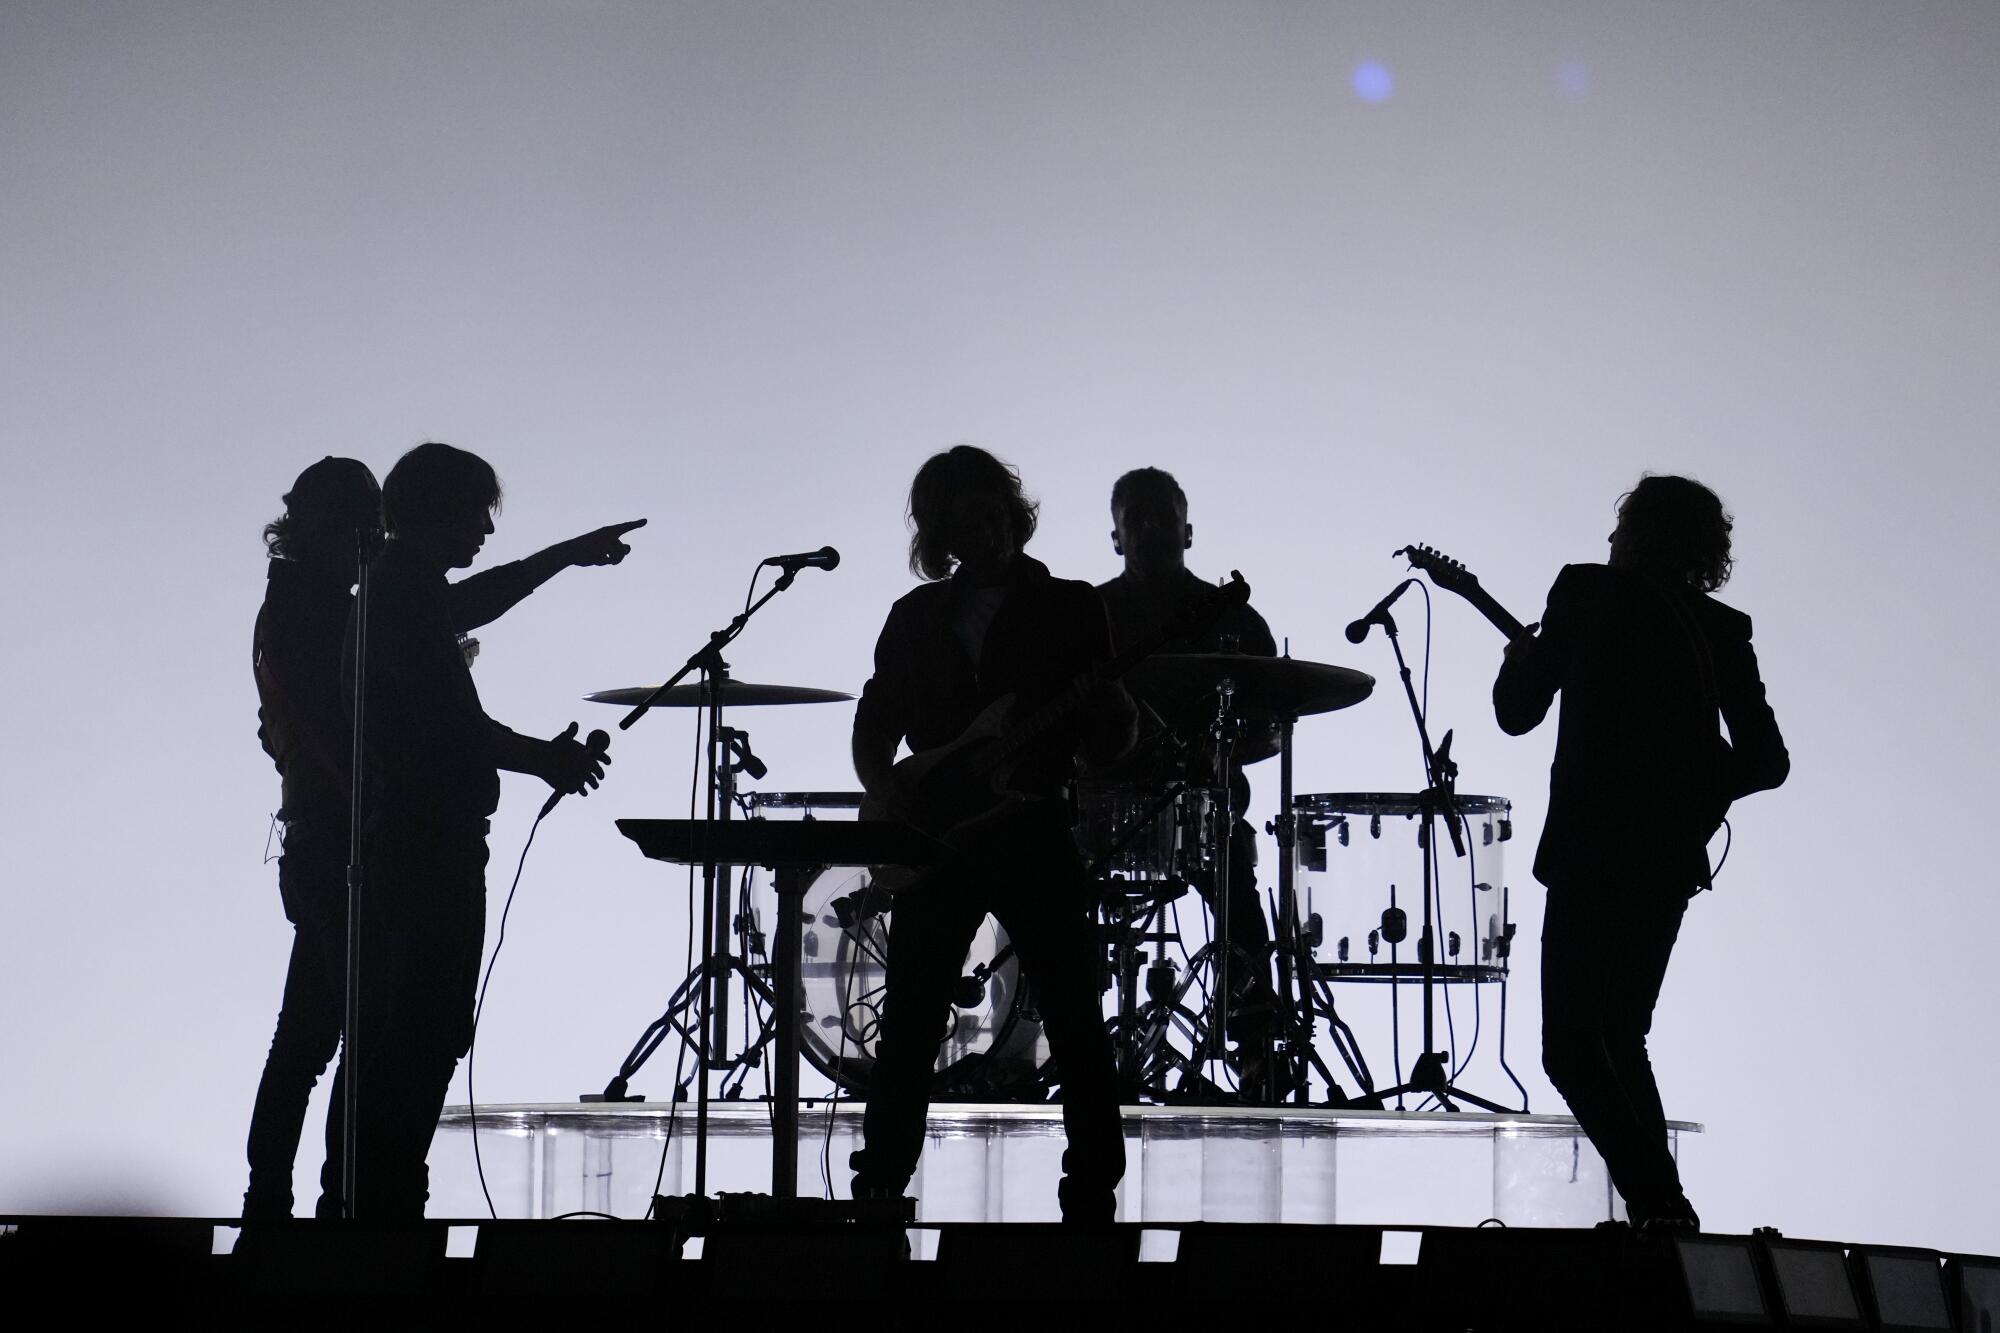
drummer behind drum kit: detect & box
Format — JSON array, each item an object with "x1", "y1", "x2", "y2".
[{"x1": 592, "y1": 545, "x2": 1533, "y2": 1120}]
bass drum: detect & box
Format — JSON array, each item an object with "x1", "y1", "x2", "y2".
[{"x1": 745, "y1": 792, "x2": 1051, "y2": 1098}]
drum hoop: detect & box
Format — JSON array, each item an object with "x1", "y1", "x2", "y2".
[
  {"x1": 1073, "y1": 780, "x2": 1228, "y2": 799},
  {"x1": 1292, "y1": 791, "x2": 1511, "y2": 817},
  {"x1": 745, "y1": 790, "x2": 864, "y2": 811}
]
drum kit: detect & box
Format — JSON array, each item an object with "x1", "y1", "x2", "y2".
[{"x1": 590, "y1": 642, "x2": 1526, "y2": 1118}]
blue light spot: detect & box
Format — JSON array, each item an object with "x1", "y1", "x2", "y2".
[
  {"x1": 1558, "y1": 61, "x2": 1592, "y2": 97},
  {"x1": 1352, "y1": 62, "x2": 1394, "y2": 103}
]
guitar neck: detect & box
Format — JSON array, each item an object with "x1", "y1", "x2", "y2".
[{"x1": 1459, "y1": 584, "x2": 1527, "y2": 640}]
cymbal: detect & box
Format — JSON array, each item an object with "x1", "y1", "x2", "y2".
[
  {"x1": 585, "y1": 681, "x2": 855, "y2": 708},
  {"x1": 1123, "y1": 654, "x2": 1374, "y2": 720}
]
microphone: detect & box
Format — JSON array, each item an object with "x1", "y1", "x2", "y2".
[
  {"x1": 762, "y1": 546, "x2": 840, "y2": 572},
  {"x1": 1345, "y1": 578, "x2": 1416, "y2": 643},
  {"x1": 724, "y1": 729, "x2": 767, "y2": 780},
  {"x1": 540, "y1": 727, "x2": 612, "y2": 818}
]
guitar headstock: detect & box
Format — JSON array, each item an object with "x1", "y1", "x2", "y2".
[{"x1": 1397, "y1": 544, "x2": 1481, "y2": 595}]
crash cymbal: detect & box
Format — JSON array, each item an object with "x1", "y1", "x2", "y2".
[
  {"x1": 1124, "y1": 654, "x2": 1374, "y2": 720},
  {"x1": 585, "y1": 681, "x2": 855, "y2": 708}
]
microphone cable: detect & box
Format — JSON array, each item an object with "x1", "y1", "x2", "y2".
[
  {"x1": 466, "y1": 731, "x2": 615, "y2": 1215},
  {"x1": 469, "y1": 804, "x2": 549, "y2": 1218}
]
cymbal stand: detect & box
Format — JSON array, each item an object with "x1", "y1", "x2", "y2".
[
  {"x1": 1194, "y1": 680, "x2": 1244, "y2": 1086},
  {"x1": 587, "y1": 567, "x2": 804, "y2": 1197},
  {"x1": 1354, "y1": 609, "x2": 1510, "y2": 1113}
]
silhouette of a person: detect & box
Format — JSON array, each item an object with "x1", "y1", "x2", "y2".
[
  {"x1": 244, "y1": 457, "x2": 381, "y2": 1219},
  {"x1": 330, "y1": 442, "x2": 640, "y2": 1218},
  {"x1": 850, "y1": 445, "x2": 1133, "y2": 1222},
  {"x1": 1093, "y1": 466, "x2": 1288, "y2": 1096},
  {"x1": 1493, "y1": 474, "x2": 1788, "y2": 1231}
]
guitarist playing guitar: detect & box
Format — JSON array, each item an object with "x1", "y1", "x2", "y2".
[
  {"x1": 1456, "y1": 474, "x2": 1789, "y2": 1234},
  {"x1": 849, "y1": 446, "x2": 1138, "y2": 1225}
]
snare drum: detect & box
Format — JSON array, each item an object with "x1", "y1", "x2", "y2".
[
  {"x1": 1292, "y1": 792, "x2": 1515, "y2": 983},
  {"x1": 745, "y1": 791, "x2": 1049, "y2": 1094},
  {"x1": 1072, "y1": 780, "x2": 1221, "y2": 886}
]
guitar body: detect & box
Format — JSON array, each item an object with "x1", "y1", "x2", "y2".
[
  {"x1": 859, "y1": 695, "x2": 1037, "y2": 895},
  {"x1": 861, "y1": 571, "x2": 1254, "y2": 897},
  {"x1": 876, "y1": 694, "x2": 1026, "y2": 838}
]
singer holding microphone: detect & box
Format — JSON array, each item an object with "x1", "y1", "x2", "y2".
[{"x1": 335, "y1": 442, "x2": 639, "y2": 1218}]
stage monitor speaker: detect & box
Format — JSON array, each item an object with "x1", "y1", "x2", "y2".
[
  {"x1": 472, "y1": 1220, "x2": 682, "y2": 1307},
  {"x1": 1416, "y1": 1225, "x2": 1643, "y2": 1328},
  {"x1": 1670, "y1": 1234, "x2": 1774, "y2": 1327},
  {"x1": 232, "y1": 1220, "x2": 448, "y2": 1300},
  {"x1": 1851, "y1": 1246, "x2": 1952, "y2": 1333},
  {"x1": 1173, "y1": 1222, "x2": 1384, "y2": 1311},
  {"x1": 0, "y1": 1216, "x2": 214, "y2": 1304},
  {"x1": 703, "y1": 1217, "x2": 910, "y2": 1307},
  {"x1": 932, "y1": 1222, "x2": 1140, "y2": 1305},
  {"x1": 1762, "y1": 1238, "x2": 1867, "y2": 1330},
  {"x1": 1948, "y1": 1254, "x2": 2000, "y2": 1333}
]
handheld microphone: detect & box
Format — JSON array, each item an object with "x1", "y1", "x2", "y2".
[
  {"x1": 1345, "y1": 578, "x2": 1416, "y2": 643},
  {"x1": 539, "y1": 727, "x2": 612, "y2": 818},
  {"x1": 762, "y1": 546, "x2": 840, "y2": 572}
]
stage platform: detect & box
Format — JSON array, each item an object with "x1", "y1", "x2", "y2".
[
  {"x1": 4, "y1": 1212, "x2": 1993, "y2": 1330},
  {"x1": 432, "y1": 1101, "x2": 1699, "y2": 1230}
]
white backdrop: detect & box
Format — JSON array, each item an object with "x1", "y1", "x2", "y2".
[{"x1": 3, "y1": 1, "x2": 1997, "y2": 1251}]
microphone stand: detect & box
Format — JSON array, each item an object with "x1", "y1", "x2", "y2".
[
  {"x1": 1355, "y1": 607, "x2": 1511, "y2": 1114},
  {"x1": 340, "y1": 526, "x2": 371, "y2": 1219},
  {"x1": 596, "y1": 566, "x2": 803, "y2": 1199}
]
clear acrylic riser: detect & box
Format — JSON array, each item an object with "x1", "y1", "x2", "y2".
[{"x1": 432, "y1": 1104, "x2": 1695, "y2": 1228}]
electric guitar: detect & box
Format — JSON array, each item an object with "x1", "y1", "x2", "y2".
[
  {"x1": 1396, "y1": 544, "x2": 1529, "y2": 640},
  {"x1": 863, "y1": 572, "x2": 1252, "y2": 887},
  {"x1": 1405, "y1": 542, "x2": 1738, "y2": 852}
]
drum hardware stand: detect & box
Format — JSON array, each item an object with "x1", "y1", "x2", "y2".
[
  {"x1": 584, "y1": 567, "x2": 807, "y2": 1199},
  {"x1": 1350, "y1": 606, "x2": 1511, "y2": 1114},
  {"x1": 1086, "y1": 776, "x2": 1184, "y2": 1080},
  {"x1": 1103, "y1": 886, "x2": 1205, "y2": 1099},
  {"x1": 1268, "y1": 713, "x2": 1372, "y2": 1106},
  {"x1": 1082, "y1": 763, "x2": 1242, "y2": 1102},
  {"x1": 1196, "y1": 679, "x2": 1244, "y2": 1086}
]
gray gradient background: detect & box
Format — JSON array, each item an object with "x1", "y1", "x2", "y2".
[{"x1": 3, "y1": 1, "x2": 1996, "y2": 1248}]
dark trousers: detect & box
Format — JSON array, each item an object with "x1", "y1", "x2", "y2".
[
  {"x1": 1540, "y1": 881, "x2": 1691, "y2": 1219},
  {"x1": 1190, "y1": 818, "x2": 1276, "y2": 1041},
  {"x1": 852, "y1": 805, "x2": 1126, "y2": 1220},
  {"x1": 242, "y1": 832, "x2": 348, "y2": 1219},
  {"x1": 337, "y1": 818, "x2": 488, "y2": 1219}
]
